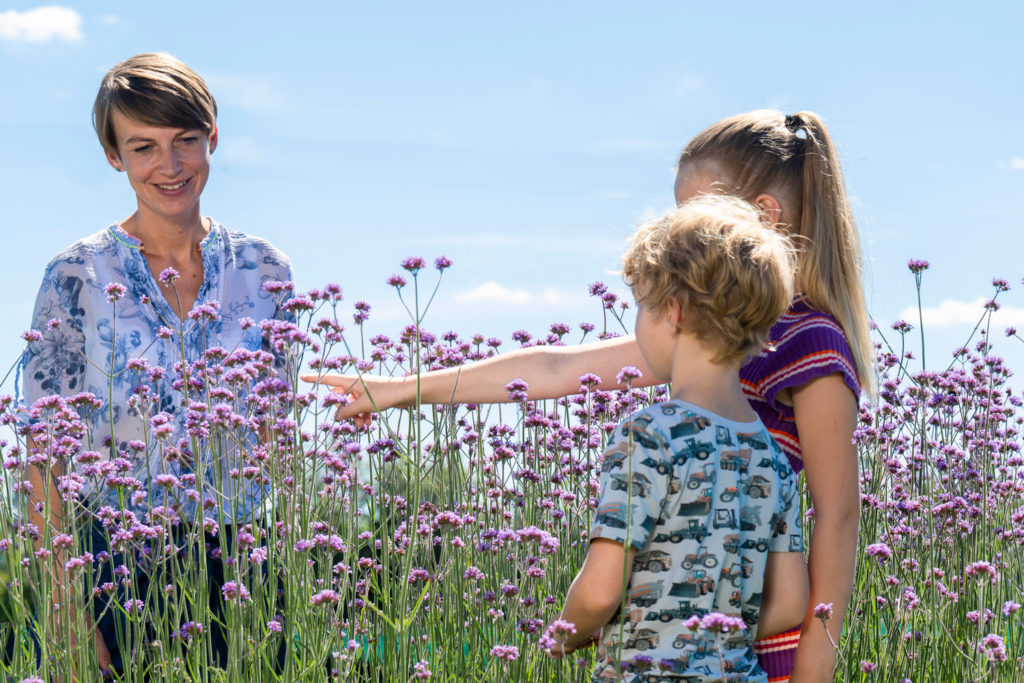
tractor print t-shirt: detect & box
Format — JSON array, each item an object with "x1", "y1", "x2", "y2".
[{"x1": 589, "y1": 399, "x2": 803, "y2": 682}]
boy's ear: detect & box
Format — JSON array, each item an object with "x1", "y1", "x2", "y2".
[{"x1": 667, "y1": 299, "x2": 683, "y2": 330}]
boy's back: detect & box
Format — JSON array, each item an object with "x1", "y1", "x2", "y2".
[{"x1": 591, "y1": 399, "x2": 802, "y2": 682}]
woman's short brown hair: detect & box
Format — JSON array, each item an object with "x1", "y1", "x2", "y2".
[
  {"x1": 622, "y1": 195, "x2": 795, "y2": 365},
  {"x1": 93, "y1": 52, "x2": 217, "y2": 157}
]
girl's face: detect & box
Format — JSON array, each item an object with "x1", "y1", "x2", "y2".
[
  {"x1": 674, "y1": 160, "x2": 789, "y2": 229},
  {"x1": 106, "y1": 108, "x2": 217, "y2": 226},
  {"x1": 673, "y1": 160, "x2": 730, "y2": 207}
]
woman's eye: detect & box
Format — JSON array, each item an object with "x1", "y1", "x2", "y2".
[
  {"x1": 179, "y1": 136, "x2": 198, "y2": 144},
  {"x1": 133, "y1": 145, "x2": 152, "y2": 153}
]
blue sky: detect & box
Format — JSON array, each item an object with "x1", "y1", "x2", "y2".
[{"x1": 2, "y1": 2, "x2": 1023, "y2": 389}]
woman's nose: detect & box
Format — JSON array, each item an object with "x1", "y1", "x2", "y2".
[{"x1": 157, "y1": 147, "x2": 183, "y2": 176}]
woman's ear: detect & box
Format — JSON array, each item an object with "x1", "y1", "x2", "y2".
[
  {"x1": 752, "y1": 193, "x2": 783, "y2": 226},
  {"x1": 105, "y1": 149, "x2": 123, "y2": 172},
  {"x1": 209, "y1": 123, "x2": 219, "y2": 153}
]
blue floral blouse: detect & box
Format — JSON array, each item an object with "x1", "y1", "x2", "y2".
[{"x1": 19, "y1": 221, "x2": 293, "y2": 520}]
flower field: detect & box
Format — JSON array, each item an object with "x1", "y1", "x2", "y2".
[{"x1": 0, "y1": 259, "x2": 1021, "y2": 682}]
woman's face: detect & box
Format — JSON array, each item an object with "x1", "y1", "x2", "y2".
[{"x1": 106, "y1": 108, "x2": 217, "y2": 225}]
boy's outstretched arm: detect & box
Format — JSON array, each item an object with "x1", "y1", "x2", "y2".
[
  {"x1": 547, "y1": 539, "x2": 636, "y2": 656},
  {"x1": 304, "y1": 334, "x2": 654, "y2": 418}
]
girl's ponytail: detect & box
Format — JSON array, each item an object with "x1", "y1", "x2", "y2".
[
  {"x1": 788, "y1": 111, "x2": 874, "y2": 396},
  {"x1": 679, "y1": 110, "x2": 875, "y2": 396}
]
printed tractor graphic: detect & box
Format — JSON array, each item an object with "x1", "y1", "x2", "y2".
[
  {"x1": 721, "y1": 557, "x2": 755, "y2": 585},
  {"x1": 672, "y1": 438, "x2": 714, "y2": 466},
  {"x1": 595, "y1": 501, "x2": 636, "y2": 529},
  {"x1": 668, "y1": 413, "x2": 712, "y2": 439},
  {"x1": 681, "y1": 544, "x2": 718, "y2": 570},
  {"x1": 677, "y1": 488, "x2": 714, "y2": 517},
  {"x1": 653, "y1": 519, "x2": 707, "y2": 544},
  {"x1": 719, "y1": 448, "x2": 752, "y2": 473},
  {"x1": 713, "y1": 509, "x2": 738, "y2": 530},
  {"x1": 718, "y1": 487, "x2": 738, "y2": 503},
  {"x1": 672, "y1": 632, "x2": 712, "y2": 655},
  {"x1": 623, "y1": 628, "x2": 661, "y2": 651},
  {"x1": 668, "y1": 569, "x2": 716, "y2": 597},
  {"x1": 736, "y1": 431, "x2": 769, "y2": 450},
  {"x1": 686, "y1": 463, "x2": 717, "y2": 489},
  {"x1": 609, "y1": 471, "x2": 652, "y2": 496},
  {"x1": 600, "y1": 445, "x2": 629, "y2": 473},
  {"x1": 729, "y1": 590, "x2": 741, "y2": 608},
  {"x1": 739, "y1": 505, "x2": 763, "y2": 531},
  {"x1": 758, "y1": 455, "x2": 791, "y2": 476},
  {"x1": 629, "y1": 581, "x2": 665, "y2": 608},
  {"x1": 647, "y1": 600, "x2": 702, "y2": 623},
  {"x1": 715, "y1": 425, "x2": 733, "y2": 446},
  {"x1": 634, "y1": 550, "x2": 674, "y2": 573},
  {"x1": 622, "y1": 415, "x2": 668, "y2": 450},
  {"x1": 640, "y1": 455, "x2": 673, "y2": 476},
  {"x1": 743, "y1": 475, "x2": 772, "y2": 498}
]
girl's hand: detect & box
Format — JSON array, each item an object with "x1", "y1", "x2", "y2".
[{"x1": 300, "y1": 373, "x2": 412, "y2": 423}]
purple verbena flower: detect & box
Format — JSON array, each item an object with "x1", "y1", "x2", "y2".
[
  {"x1": 104, "y1": 282, "x2": 127, "y2": 302},
  {"x1": 158, "y1": 267, "x2": 179, "y2": 285}
]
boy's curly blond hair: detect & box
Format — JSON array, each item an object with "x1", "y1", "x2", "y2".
[{"x1": 622, "y1": 195, "x2": 795, "y2": 365}]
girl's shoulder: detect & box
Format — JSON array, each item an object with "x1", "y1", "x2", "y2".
[{"x1": 742, "y1": 295, "x2": 861, "y2": 399}]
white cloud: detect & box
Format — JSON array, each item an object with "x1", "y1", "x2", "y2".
[
  {"x1": 0, "y1": 6, "x2": 82, "y2": 42},
  {"x1": 454, "y1": 281, "x2": 532, "y2": 305},
  {"x1": 896, "y1": 298, "x2": 1024, "y2": 328},
  {"x1": 203, "y1": 73, "x2": 283, "y2": 113},
  {"x1": 1010, "y1": 157, "x2": 1024, "y2": 170}
]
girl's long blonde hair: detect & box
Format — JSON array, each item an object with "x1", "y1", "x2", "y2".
[{"x1": 679, "y1": 110, "x2": 874, "y2": 395}]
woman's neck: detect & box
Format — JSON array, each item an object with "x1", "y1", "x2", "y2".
[{"x1": 120, "y1": 208, "x2": 209, "y2": 262}]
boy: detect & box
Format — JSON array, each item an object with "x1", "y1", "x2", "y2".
[{"x1": 546, "y1": 196, "x2": 808, "y2": 681}]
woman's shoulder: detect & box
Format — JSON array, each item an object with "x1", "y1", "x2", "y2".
[
  {"x1": 209, "y1": 221, "x2": 292, "y2": 271},
  {"x1": 40, "y1": 227, "x2": 121, "y2": 276}
]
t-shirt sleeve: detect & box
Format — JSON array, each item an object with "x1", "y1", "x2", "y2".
[
  {"x1": 769, "y1": 445, "x2": 804, "y2": 553},
  {"x1": 590, "y1": 417, "x2": 674, "y2": 551},
  {"x1": 756, "y1": 312, "x2": 860, "y2": 413},
  {"x1": 18, "y1": 263, "x2": 89, "y2": 411}
]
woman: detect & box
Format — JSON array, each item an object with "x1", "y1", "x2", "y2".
[
  {"x1": 20, "y1": 52, "x2": 292, "y2": 676},
  {"x1": 309, "y1": 111, "x2": 869, "y2": 682}
]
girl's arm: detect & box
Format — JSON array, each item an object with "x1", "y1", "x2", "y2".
[
  {"x1": 304, "y1": 334, "x2": 654, "y2": 417},
  {"x1": 787, "y1": 374, "x2": 860, "y2": 682},
  {"x1": 546, "y1": 539, "x2": 635, "y2": 655}
]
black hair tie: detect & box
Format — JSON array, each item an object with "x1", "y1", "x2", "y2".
[{"x1": 784, "y1": 114, "x2": 807, "y2": 139}]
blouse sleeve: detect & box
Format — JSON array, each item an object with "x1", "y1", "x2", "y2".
[
  {"x1": 749, "y1": 311, "x2": 861, "y2": 414},
  {"x1": 19, "y1": 263, "x2": 89, "y2": 409}
]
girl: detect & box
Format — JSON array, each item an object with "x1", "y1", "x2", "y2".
[{"x1": 311, "y1": 110, "x2": 869, "y2": 682}]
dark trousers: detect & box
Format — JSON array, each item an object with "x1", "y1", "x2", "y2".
[{"x1": 85, "y1": 522, "x2": 282, "y2": 677}]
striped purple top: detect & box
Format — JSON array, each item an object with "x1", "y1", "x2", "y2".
[{"x1": 739, "y1": 296, "x2": 861, "y2": 473}]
